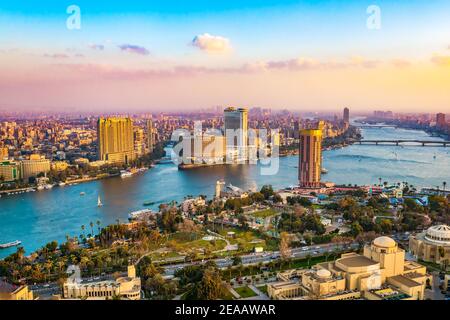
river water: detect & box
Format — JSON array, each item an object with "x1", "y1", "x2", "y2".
[{"x1": 1, "y1": 127, "x2": 449, "y2": 258}]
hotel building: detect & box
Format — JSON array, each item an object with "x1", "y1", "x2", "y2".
[
  {"x1": 97, "y1": 117, "x2": 135, "y2": 164},
  {"x1": 182, "y1": 133, "x2": 226, "y2": 165},
  {"x1": 268, "y1": 236, "x2": 429, "y2": 300},
  {"x1": 409, "y1": 224, "x2": 450, "y2": 265},
  {"x1": 224, "y1": 107, "x2": 248, "y2": 163},
  {"x1": 0, "y1": 161, "x2": 20, "y2": 182},
  {"x1": 298, "y1": 122, "x2": 323, "y2": 188},
  {"x1": 20, "y1": 154, "x2": 50, "y2": 180}
]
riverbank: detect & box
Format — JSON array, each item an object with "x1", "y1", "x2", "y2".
[{"x1": 0, "y1": 173, "x2": 119, "y2": 196}]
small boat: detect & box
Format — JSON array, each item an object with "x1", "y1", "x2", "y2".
[
  {"x1": 143, "y1": 201, "x2": 155, "y2": 206},
  {"x1": 0, "y1": 240, "x2": 21, "y2": 249},
  {"x1": 120, "y1": 170, "x2": 133, "y2": 178},
  {"x1": 321, "y1": 168, "x2": 329, "y2": 174},
  {"x1": 97, "y1": 195, "x2": 103, "y2": 207},
  {"x1": 80, "y1": 192, "x2": 85, "y2": 196}
]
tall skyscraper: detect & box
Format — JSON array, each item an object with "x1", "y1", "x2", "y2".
[
  {"x1": 147, "y1": 119, "x2": 154, "y2": 153},
  {"x1": 293, "y1": 120, "x2": 300, "y2": 140},
  {"x1": 134, "y1": 128, "x2": 145, "y2": 157},
  {"x1": 343, "y1": 107, "x2": 350, "y2": 124},
  {"x1": 299, "y1": 121, "x2": 323, "y2": 188},
  {"x1": 436, "y1": 113, "x2": 446, "y2": 129},
  {"x1": 97, "y1": 117, "x2": 135, "y2": 164},
  {"x1": 224, "y1": 107, "x2": 248, "y2": 162}
]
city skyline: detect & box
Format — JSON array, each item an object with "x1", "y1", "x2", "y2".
[{"x1": 1, "y1": 1, "x2": 450, "y2": 112}]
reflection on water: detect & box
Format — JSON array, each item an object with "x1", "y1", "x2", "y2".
[{"x1": 0, "y1": 127, "x2": 449, "y2": 257}]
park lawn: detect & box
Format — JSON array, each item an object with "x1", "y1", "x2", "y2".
[
  {"x1": 235, "y1": 286, "x2": 258, "y2": 298},
  {"x1": 256, "y1": 285, "x2": 268, "y2": 295},
  {"x1": 250, "y1": 208, "x2": 278, "y2": 218}
]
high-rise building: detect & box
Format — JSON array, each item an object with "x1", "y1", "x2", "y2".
[
  {"x1": 343, "y1": 107, "x2": 350, "y2": 124},
  {"x1": 436, "y1": 113, "x2": 446, "y2": 129},
  {"x1": 299, "y1": 122, "x2": 323, "y2": 188},
  {"x1": 224, "y1": 107, "x2": 248, "y2": 162},
  {"x1": 97, "y1": 117, "x2": 135, "y2": 164},
  {"x1": 293, "y1": 120, "x2": 300, "y2": 140},
  {"x1": 146, "y1": 119, "x2": 154, "y2": 153},
  {"x1": 134, "y1": 128, "x2": 145, "y2": 157},
  {"x1": 0, "y1": 161, "x2": 20, "y2": 182}
]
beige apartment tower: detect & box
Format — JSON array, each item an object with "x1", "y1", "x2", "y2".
[
  {"x1": 97, "y1": 117, "x2": 135, "y2": 164},
  {"x1": 299, "y1": 122, "x2": 323, "y2": 188}
]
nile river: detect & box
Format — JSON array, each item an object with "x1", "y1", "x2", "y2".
[{"x1": 1, "y1": 127, "x2": 449, "y2": 258}]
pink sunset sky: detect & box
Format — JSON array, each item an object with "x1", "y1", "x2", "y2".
[{"x1": 0, "y1": 1, "x2": 449, "y2": 113}]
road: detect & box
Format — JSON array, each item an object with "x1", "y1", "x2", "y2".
[{"x1": 162, "y1": 242, "x2": 359, "y2": 276}]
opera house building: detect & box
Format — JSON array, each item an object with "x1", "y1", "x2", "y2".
[
  {"x1": 268, "y1": 236, "x2": 430, "y2": 300},
  {"x1": 61, "y1": 265, "x2": 141, "y2": 300},
  {"x1": 409, "y1": 225, "x2": 450, "y2": 265}
]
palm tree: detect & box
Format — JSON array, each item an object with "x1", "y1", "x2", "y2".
[
  {"x1": 89, "y1": 221, "x2": 94, "y2": 236},
  {"x1": 443, "y1": 181, "x2": 447, "y2": 192},
  {"x1": 96, "y1": 220, "x2": 101, "y2": 233},
  {"x1": 81, "y1": 225, "x2": 85, "y2": 238},
  {"x1": 16, "y1": 246, "x2": 25, "y2": 264},
  {"x1": 378, "y1": 177, "x2": 382, "y2": 186}
]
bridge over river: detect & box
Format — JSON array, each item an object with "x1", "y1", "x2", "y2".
[{"x1": 357, "y1": 140, "x2": 450, "y2": 147}]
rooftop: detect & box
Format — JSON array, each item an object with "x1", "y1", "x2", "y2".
[
  {"x1": 0, "y1": 280, "x2": 18, "y2": 294},
  {"x1": 389, "y1": 275, "x2": 421, "y2": 288},
  {"x1": 337, "y1": 255, "x2": 379, "y2": 268},
  {"x1": 373, "y1": 236, "x2": 396, "y2": 248}
]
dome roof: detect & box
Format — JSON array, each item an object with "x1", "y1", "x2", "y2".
[
  {"x1": 373, "y1": 236, "x2": 396, "y2": 248},
  {"x1": 316, "y1": 269, "x2": 331, "y2": 279},
  {"x1": 425, "y1": 225, "x2": 450, "y2": 244}
]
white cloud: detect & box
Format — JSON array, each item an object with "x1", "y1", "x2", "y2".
[{"x1": 191, "y1": 33, "x2": 232, "y2": 54}]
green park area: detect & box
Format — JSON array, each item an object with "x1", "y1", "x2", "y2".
[
  {"x1": 234, "y1": 286, "x2": 258, "y2": 298},
  {"x1": 250, "y1": 208, "x2": 278, "y2": 218}
]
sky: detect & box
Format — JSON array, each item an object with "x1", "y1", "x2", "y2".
[{"x1": 0, "y1": 0, "x2": 449, "y2": 113}]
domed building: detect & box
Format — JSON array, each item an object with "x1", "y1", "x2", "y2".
[
  {"x1": 409, "y1": 224, "x2": 450, "y2": 265},
  {"x1": 268, "y1": 236, "x2": 430, "y2": 300}
]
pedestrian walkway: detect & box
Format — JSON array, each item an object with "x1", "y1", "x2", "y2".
[
  {"x1": 228, "y1": 286, "x2": 241, "y2": 299},
  {"x1": 249, "y1": 284, "x2": 269, "y2": 300}
]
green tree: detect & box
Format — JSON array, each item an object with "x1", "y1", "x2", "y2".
[{"x1": 192, "y1": 267, "x2": 226, "y2": 300}]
